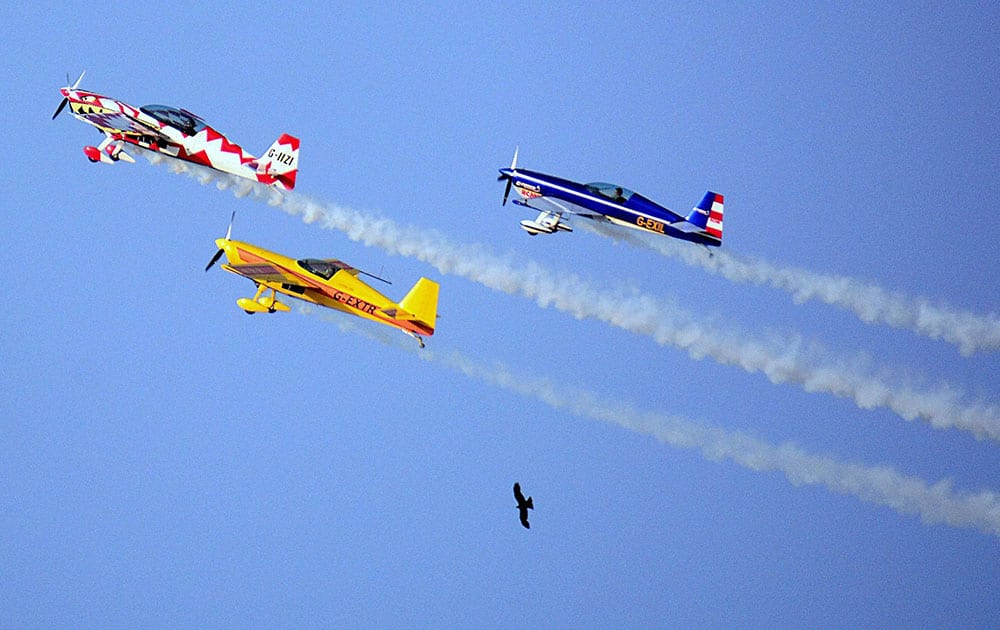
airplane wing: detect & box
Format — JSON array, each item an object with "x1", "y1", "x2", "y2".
[
  {"x1": 75, "y1": 108, "x2": 164, "y2": 139},
  {"x1": 224, "y1": 259, "x2": 379, "y2": 300},
  {"x1": 222, "y1": 262, "x2": 313, "y2": 291},
  {"x1": 517, "y1": 195, "x2": 603, "y2": 220}
]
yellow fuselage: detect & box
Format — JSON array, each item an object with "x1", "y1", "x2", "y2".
[{"x1": 217, "y1": 239, "x2": 436, "y2": 338}]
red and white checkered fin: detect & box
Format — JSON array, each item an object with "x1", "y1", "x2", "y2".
[
  {"x1": 255, "y1": 133, "x2": 300, "y2": 190},
  {"x1": 705, "y1": 193, "x2": 724, "y2": 239}
]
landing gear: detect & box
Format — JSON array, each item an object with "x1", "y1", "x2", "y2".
[
  {"x1": 257, "y1": 284, "x2": 276, "y2": 313},
  {"x1": 404, "y1": 330, "x2": 426, "y2": 349},
  {"x1": 236, "y1": 284, "x2": 290, "y2": 314}
]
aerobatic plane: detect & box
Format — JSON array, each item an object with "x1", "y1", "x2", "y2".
[
  {"x1": 52, "y1": 72, "x2": 299, "y2": 190},
  {"x1": 497, "y1": 149, "x2": 724, "y2": 247},
  {"x1": 205, "y1": 216, "x2": 439, "y2": 348}
]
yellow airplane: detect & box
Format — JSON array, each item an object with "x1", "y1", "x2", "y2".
[{"x1": 205, "y1": 217, "x2": 439, "y2": 347}]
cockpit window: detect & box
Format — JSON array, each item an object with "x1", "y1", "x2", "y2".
[
  {"x1": 297, "y1": 259, "x2": 346, "y2": 280},
  {"x1": 139, "y1": 104, "x2": 208, "y2": 136},
  {"x1": 585, "y1": 182, "x2": 634, "y2": 203}
]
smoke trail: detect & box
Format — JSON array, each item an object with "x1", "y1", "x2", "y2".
[
  {"x1": 146, "y1": 154, "x2": 1000, "y2": 443},
  {"x1": 576, "y1": 220, "x2": 1000, "y2": 357},
  {"x1": 299, "y1": 304, "x2": 1000, "y2": 538}
]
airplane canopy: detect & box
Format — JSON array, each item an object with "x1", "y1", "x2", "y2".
[
  {"x1": 139, "y1": 104, "x2": 208, "y2": 135},
  {"x1": 585, "y1": 182, "x2": 634, "y2": 203},
  {"x1": 297, "y1": 259, "x2": 349, "y2": 280}
]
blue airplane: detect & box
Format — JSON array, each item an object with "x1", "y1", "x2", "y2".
[{"x1": 497, "y1": 148, "x2": 724, "y2": 247}]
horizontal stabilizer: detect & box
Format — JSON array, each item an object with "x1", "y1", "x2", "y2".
[{"x1": 378, "y1": 306, "x2": 414, "y2": 320}]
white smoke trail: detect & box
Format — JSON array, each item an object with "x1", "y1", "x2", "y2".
[
  {"x1": 299, "y1": 304, "x2": 1000, "y2": 539},
  {"x1": 576, "y1": 220, "x2": 1000, "y2": 357},
  {"x1": 145, "y1": 154, "x2": 1000, "y2": 443}
]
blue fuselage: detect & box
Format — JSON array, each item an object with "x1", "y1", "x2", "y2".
[{"x1": 499, "y1": 167, "x2": 714, "y2": 246}]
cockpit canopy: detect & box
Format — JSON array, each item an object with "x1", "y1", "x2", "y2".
[
  {"x1": 139, "y1": 104, "x2": 209, "y2": 136},
  {"x1": 585, "y1": 182, "x2": 634, "y2": 203},
  {"x1": 297, "y1": 258, "x2": 349, "y2": 280}
]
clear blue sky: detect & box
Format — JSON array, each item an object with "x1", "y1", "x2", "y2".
[{"x1": 3, "y1": 2, "x2": 999, "y2": 627}]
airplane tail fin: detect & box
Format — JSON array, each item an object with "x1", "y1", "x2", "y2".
[
  {"x1": 397, "y1": 277, "x2": 440, "y2": 333},
  {"x1": 256, "y1": 133, "x2": 300, "y2": 190},
  {"x1": 684, "y1": 191, "x2": 724, "y2": 244}
]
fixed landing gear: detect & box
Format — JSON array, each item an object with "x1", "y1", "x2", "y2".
[
  {"x1": 404, "y1": 330, "x2": 426, "y2": 349},
  {"x1": 237, "y1": 284, "x2": 289, "y2": 314}
]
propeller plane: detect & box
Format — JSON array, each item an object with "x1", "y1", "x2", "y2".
[
  {"x1": 205, "y1": 216, "x2": 439, "y2": 348},
  {"x1": 52, "y1": 72, "x2": 300, "y2": 190},
  {"x1": 497, "y1": 149, "x2": 724, "y2": 247}
]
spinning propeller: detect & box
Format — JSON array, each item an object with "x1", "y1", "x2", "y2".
[
  {"x1": 205, "y1": 212, "x2": 235, "y2": 272},
  {"x1": 51, "y1": 70, "x2": 86, "y2": 120},
  {"x1": 497, "y1": 146, "x2": 519, "y2": 205}
]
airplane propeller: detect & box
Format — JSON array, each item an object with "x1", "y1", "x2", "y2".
[
  {"x1": 498, "y1": 146, "x2": 519, "y2": 205},
  {"x1": 204, "y1": 248, "x2": 226, "y2": 272},
  {"x1": 51, "y1": 98, "x2": 68, "y2": 121},
  {"x1": 205, "y1": 211, "x2": 235, "y2": 272},
  {"x1": 51, "y1": 70, "x2": 86, "y2": 120}
]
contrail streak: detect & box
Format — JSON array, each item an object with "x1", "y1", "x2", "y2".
[
  {"x1": 299, "y1": 305, "x2": 1000, "y2": 539},
  {"x1": 576, "y1": 220, "x2": 1000, "y2": 357},
  {"x1": 146, "y1": 154, "x2": 1000, "y2": 443}
]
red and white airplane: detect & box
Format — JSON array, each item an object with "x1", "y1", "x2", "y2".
[{"x1": 52, "y1": 72, "x2": 300, "y2": 190}]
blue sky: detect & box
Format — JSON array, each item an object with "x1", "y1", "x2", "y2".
[{"x1": 3, "y1": 2, "x2": 1000, "y2": 626}]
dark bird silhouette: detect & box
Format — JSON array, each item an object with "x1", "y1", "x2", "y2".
[{"x1": 513, "y1": 482, "x2": 534, "y2": 529}]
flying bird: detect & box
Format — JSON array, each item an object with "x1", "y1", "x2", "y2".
[{"x1": 513, "y1": 482, "x2": 534, "y2": 529}]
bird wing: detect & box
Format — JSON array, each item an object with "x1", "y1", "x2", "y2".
[
  {"x1": 519, "y1": 507, "x2": 531, "y2": 529},
  {"x1": 513, "y1": 482, "x2": 526, "y2": 504}
]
